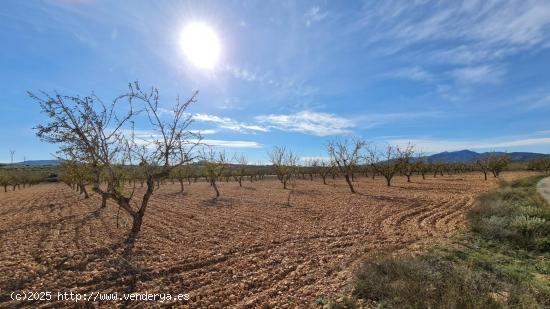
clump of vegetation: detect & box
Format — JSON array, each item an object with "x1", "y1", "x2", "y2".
[
  {"x1": 351, "y1": 254, "x2": 500, "y2": 308},
  {"x1": 0, "y1": 167, "x2": 49, "y2": 192},
  {"x1": 469, "y1": 176, "x2": 550, "y2": 250},
  {"x1": 327, "y1": 176, "x2": 550, "y2": 308}
]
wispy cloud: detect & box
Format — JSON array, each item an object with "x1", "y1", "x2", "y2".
[
  {"x1": 193, "y1": 113, "x2": 268, "y2": 133},
  {"x1": 518, "y1": 90, "x2": 550, "y2": 109},
  {"x1": 452, "y1": 65, "x2": 505, "y2": 84},
  {"x1": 193, "y1": 110, "x2": 444, "y2": 137},
  {"x1": 354, "y1": 111, "x2": 444, "y2": 128},
  {"x1": 256, "y1": 111, "x2": 353, "y2": 136},
  {"x1": 121, "y1": 129, "x2": 261, "y2": 149},
  {"x1": 223, "y1": 64, "x2": 318, "y2": 100},
  {"x1": 383, "y1": 66, "x2": 435, "y2": 82},
  {"x1": 305, "y1": 6, "x2": 328, "y2": 27},
  {"x1": 360, "y1": 1, "x2": 550, "y2": 63},
  {"x1": 223, "y1": 65, "x2": 257, "y2": 82}
]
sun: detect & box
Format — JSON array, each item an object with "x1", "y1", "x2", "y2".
[{"x1": 180, "y1": 22, "x2": 221, "y2": 70}]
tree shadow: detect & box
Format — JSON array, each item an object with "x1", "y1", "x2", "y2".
[{"x1": 199, "y1": 197, "x2": 233, "y2": 207}]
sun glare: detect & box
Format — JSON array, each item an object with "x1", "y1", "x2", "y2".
[{"x1": 180, "y1": 22, "x2": 221, "y2": 70}]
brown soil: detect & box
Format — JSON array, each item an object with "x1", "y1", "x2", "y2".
[{"x1": 0, "y1": 172, "x2": 535, "y2": 308}]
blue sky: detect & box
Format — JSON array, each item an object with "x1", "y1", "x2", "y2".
[{"x1": 1, "y1": 0, "x2": 550, "y2": 163}]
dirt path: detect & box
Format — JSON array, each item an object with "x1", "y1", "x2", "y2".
[
  {"x1": 537, "y1": 176, "x2": 550, "y2": 204},
  {"x1": 0, "y1": 172, "x2": 536, "y2": 308}
]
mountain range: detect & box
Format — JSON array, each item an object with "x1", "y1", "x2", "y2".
[
  {"x1": 425, "y1": 150, "x2": 550, "y2": 163},
  {"x1": 3, "y1": 150, "x2": 549, "y2": 166}
]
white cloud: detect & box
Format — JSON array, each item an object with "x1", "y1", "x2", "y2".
[
  {"x1": 305, "y1": 6, "x2": 328, "y2": 27},
  {"x1": 194, "y1": 139, "x2": 262, "y2": 148},
  {"x1": 189, "y1": 129, "x2": 217, "y2": 135},
  {"x1": 256, "y1": 111, "x2": 353, "y2": 136},
  {"x1": 300, "y1": 156, "x2": 331, "y2": 163},
  {"x1": 193, "y1": 113, "x2": 268, "y2": 133}
]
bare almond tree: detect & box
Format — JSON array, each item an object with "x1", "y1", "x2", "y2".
[
  {"x1": 316, "y1": 159, "x2": 333, "y2": 185},
  {"x1": 269, "y1": 146, "x2": 298, "y2": 190},
  {"x1": 416, "y1": 157, "x2": 430, "y2": 180},
  {"x1": 32, "y1": 82, "x2": 200, "y2": 244},
  {"x1": 202, "y1": 148, "x2": 227, "y2": 197},
  {"x1": 171, "y1": 162, "x2": 193, "y2": 193},
  {"x1": 476, "y1": 159, "x2": 490, "y2": 180},
  {"x1": 234, "y1": 154, "x2": 248, "y2": 187},
  {"x1": 368, "y1": 143, "x2": 413, "y2": 186},
  {"x1": 60, "y1": 160, "x2": 92, "y2": 198},
  {"x1": 487, "y1": 153, "x2": 510, "y2": 177},
  {"x1": 400, "y1": 149, "x2": 421, "y2": 182},
  {"x1": 528, "y1": 157, "x2": 550, "y2": 174},
  {"x1": 327, "y1": 138, "x2": 365, "y2": 193}
]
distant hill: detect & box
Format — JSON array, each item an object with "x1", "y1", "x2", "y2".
[
  {"x1": 426, "y1": 150, "x2": 550, "y2": 163},
  {"x1": 3, "y1": 151, "x2": 549, "y2": 167},
  {"x1": 13, "y1": 160, "x2": 60, "y2": 166}
]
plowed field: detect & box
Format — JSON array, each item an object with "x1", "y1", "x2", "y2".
[{"x1": 0, "y1": 172, "x2": 534, "y2": 308}]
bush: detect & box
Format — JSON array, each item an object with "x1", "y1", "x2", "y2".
[
  {"x1": 469, "y1": 176, "x2": 550, "y2": 250},
  {"x1": 351, "y1": 254, "x2": 501, "y2": 309}
]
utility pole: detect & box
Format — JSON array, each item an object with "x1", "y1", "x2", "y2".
[{"x1": 10, "y1": 150, "x2": 15, "y2": 164}]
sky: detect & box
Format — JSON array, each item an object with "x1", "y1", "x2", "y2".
[{"x1": 1, "y1": 0, "x2": 550, "y2": 163}]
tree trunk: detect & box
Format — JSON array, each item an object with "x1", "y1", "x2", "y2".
[
  {"x1": 126, "y1": 176, "x2": 154, "y2": 244},
  {"x1": 344, "y1": 174, "x2": 355, "y2": 193},
  {"x1": 286, "y1": 189, "x2": 293, "y2": 206},
  {"x1": 483, "y1": 172, "x2": 488, "y2": 180},
  {"x1": 127, "y1": 212, "x2": 143, "y2": 244},
  {"x1": 238, "y1": 177, "x2": 242, "y2": 187},
  {"x1": 179, "y1": 179, "x2": 184, "y2": 192},
  {"x1": 80, "y1": 184, "x2": 89, "y2": 198},
  {"x1": 101, "y1": 193, "x2": 108, "y2": 208},
  {"x1": 322, "y1": 175, "x2": 327, "y2": 185},
  {"x1": 211, "y1": 180, "x2": 220, "y2": 197},
  {"x1": 406, "y1": 175, "x2": 411, "y2": 182},
  {"x1": 385, "y1": 176, "x2": 391, "y2": 187}
]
